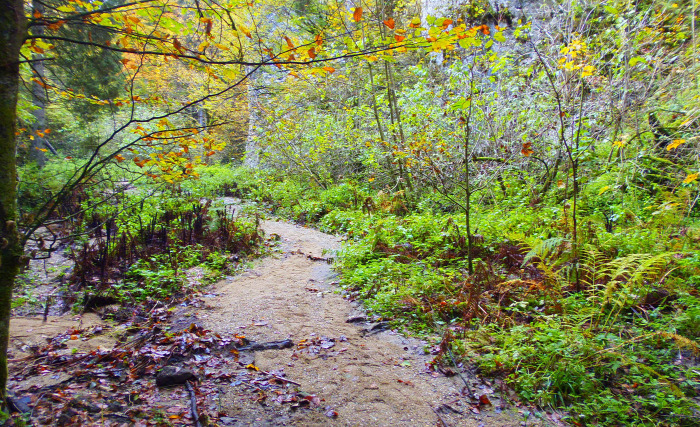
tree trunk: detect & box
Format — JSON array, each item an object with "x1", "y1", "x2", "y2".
[{"x1": 0, "y1": 0, "x2": 26, "y2": 409}]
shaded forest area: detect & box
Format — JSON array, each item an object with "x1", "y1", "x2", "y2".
[{"x1": 2, "y1": 0, "x2": 700, "y2": 425}]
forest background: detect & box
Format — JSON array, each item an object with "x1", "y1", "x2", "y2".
[{"x1": 1, "y1": 0, "x2": 700, "y2": 425}]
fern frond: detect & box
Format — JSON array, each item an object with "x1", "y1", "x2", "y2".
[
  {"x1": 600, "y1": 252, "x2": 678, "y2": 307},
  {"x1": 522, "y1": 237, "x2": 568, "y2": 266}
]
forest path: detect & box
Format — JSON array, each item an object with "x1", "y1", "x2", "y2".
[{"x1": 192, "y1": 215, "x2": 527, "y2": 426}]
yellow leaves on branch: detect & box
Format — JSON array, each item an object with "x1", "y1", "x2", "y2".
[
  {"x1": 683, "y1": 173, "x2": 698, "y2": 184},
  {"x1": 558, "y1": 37, "x2": 596, "y2": 77}
]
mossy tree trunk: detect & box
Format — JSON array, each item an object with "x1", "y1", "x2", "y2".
[{"x1": 0, "y1": 0, "x2": 26, "y2": 410}]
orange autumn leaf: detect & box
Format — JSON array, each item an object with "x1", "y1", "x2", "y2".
[
  {"x1": 47, "y1": 20, "x2": 65, "y2": 31},
  {"x1": 283, "y1": 35, "x2": 294, "y2": 49},
  {"x1": 322, "y1": 66, "x2": 335, "y2": 73},
  {"x1": 353, "y1": 7, "x2": 363, "y2": 22},
  {"x1": 383, "y1": 18, "x2": 395, "y2": 29},
  {"x1": 442, "y1": 19, "x2": 453, "y2": 27},
  {"x1": 308, "y1": 47, "x2": 316, "y2": 59},
  {"x1": 115, "y1": 154, "x2": 125, "y2": 162},
  {"x1": 315, "y1": 34, "x2": 323, "y2": 46},
  {"x1": 394, "y1": 35, "x2": 405, "y2": 42},
  {"x1": 521, "y1": 142, "x2": 533, "y2": 157}
]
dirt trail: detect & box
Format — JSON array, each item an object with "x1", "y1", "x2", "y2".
[{"x1": 197, "y1": 218, "x2": 528, "y2": 426}]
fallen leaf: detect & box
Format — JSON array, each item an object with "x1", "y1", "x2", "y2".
[{"x1": 667, "y1": 139, "x2": 686, "y2": 150}]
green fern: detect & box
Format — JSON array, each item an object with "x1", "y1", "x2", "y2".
[{"x1": 522, "y1": 237, "x2": 569, "y2": 267}]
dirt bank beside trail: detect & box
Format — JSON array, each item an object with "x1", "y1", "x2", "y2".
[{"x1": 194, "y1": 218, "x2": 533, "y2": 426}]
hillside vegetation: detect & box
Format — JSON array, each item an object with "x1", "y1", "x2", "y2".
[{"x1": 5, "y1": 0, "x2": 700, "y2": 425}]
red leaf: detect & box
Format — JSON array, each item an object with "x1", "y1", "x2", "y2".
[
  {"x1": 479, "y1": 394, "x2": 491, "y2": 405},
  {"x1": 383, "y1": 18, "x2": 395, "y2": 29}
]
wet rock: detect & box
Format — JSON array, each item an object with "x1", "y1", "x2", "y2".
[
  {"x1": 5, "y1": 391, "x2": 31, "y2": 413},
  {"x1": 156, "y1": 366, "x2": 197, "y2": 387},
  {"x1": 239, "y1": 339, "x2": 293, "y2": 351},
  {"x1": 237, "y1": 350, "x2": 255, "y2": 365},
  {"x1": 362, "y1": 322, "x2": 389, "y2": 335},
  {"x1": 346, "y1": 314, "x2": 367, "y2": 323}
]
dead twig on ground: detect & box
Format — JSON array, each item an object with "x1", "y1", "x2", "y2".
[{"x1": 186, "y1": 380, "x2": 202, "y2": 427}]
